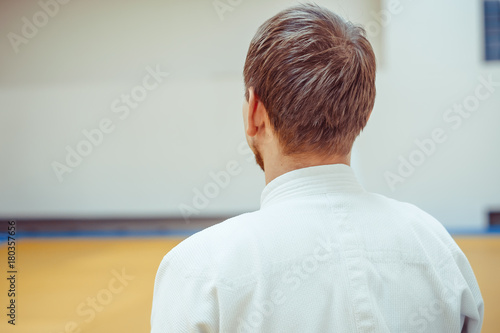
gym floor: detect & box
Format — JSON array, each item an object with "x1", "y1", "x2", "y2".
[{"x1": 0, "y1": 232, "x2": 498, "y2": 332}]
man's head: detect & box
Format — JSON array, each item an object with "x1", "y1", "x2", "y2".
[{"x1": 242, "y1": 3, "x2": 376, "y2": 172}]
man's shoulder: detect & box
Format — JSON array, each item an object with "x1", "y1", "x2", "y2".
[
  {"x1": 160, "y1": 211, "x2": 261, "y2": 272},
  {"x1": 368, "y1": 191, "x2": 440, "y2": 223},
  {"x1": 366, "y1": 191, "x2": 457, "y2": 245}
]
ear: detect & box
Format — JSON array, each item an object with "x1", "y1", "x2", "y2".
[{"x1": 245, "y1": 87, "x2": 268, "y2": 138}]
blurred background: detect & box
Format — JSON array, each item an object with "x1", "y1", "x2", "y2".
[
  {"x1": 0, "y1": 0, "x2": 499, "y2": 332},
  {"x1": 0, "y1": 0, "x2": 498, "y2": 229}
]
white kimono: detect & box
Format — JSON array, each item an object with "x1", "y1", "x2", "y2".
[{"x1": 151, "y1": 164, "x2": 483, "y2": 332}]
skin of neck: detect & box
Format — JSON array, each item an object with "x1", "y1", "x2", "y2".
[{"x1": 242, "y1": 87, "x2": 351, "y2": 185}]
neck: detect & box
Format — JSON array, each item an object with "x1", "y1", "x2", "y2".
[{"x1": 263, "y1": 151, "x2": 351, "y2": 185}]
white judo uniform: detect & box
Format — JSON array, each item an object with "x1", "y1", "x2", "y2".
[{"x1": 151, "y1": 164, "x2": 483, "y2": 332}]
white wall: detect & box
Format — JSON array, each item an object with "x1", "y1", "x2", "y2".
[
  {"x1": 0, "y1": 0, "x2": 498, "y2": 229},
  {"x1": 355, "y1": 0, "x2": 500, "y2": 229}
]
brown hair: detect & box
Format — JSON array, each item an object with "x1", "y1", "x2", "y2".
[{"x1": 243, "y1": 3, "x2": 376, "y2": 156}]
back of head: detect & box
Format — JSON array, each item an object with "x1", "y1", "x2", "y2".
[{"x1": 243, "y1": 3, "x2": 376, "y2": 156}]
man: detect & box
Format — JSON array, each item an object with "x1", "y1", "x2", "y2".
[{"x1": 151, "y1": 4, "x2": 483, "y2": 332}]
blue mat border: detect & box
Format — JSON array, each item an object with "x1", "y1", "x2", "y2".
[
  {"x1": 447, "y1": 226, "x2": 500, "y2": 235},
  {"x1": 0, "y1": 229, "x2": 202, "y2": 243},
  {"x1": 0, "y1": 226, "x2": 499, "y2": 242}
]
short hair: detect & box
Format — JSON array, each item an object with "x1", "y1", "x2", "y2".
[{"x1": 243, "y1": 3, "x2": 376, "y2": 156}]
